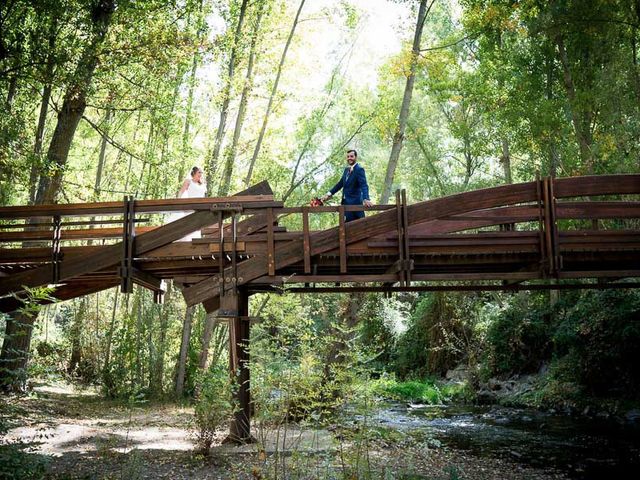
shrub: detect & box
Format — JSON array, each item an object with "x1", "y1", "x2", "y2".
[
  {"x1": 193, "y1": 364, "x2": 234, "y2": 454},
  {"x1": 485, "y1": 292, "x2": 553, "y2": 375},
  {"x1": 554, "y1": 289, "x2": 640, "y2": 398}
]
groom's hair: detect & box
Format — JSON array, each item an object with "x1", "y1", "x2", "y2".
[{"x1": 347, "y1": 149, "x2": 358, "y2": 157}]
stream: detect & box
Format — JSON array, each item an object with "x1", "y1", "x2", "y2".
[{"x1": 370, "y1": 403, "x2": 640, "y2": 478}]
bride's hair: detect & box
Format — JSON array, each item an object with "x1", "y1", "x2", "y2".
[{"x1": 190, "y1": 166, "x2": 205, "y2": 184}]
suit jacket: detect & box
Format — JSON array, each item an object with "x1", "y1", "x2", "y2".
[{"x1": 329, "y1": 163, "x2": 370, "y2": 205}]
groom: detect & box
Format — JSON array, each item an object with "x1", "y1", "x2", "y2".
[{"x1": 322, "y1": 149, "x2": 372, "y2": 222}]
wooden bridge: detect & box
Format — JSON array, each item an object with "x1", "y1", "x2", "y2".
[{"x1": 1, "y1": 174, "x2": 640, "y2": 440}]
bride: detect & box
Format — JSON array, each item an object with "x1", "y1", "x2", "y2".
[
  {"x1": 177, "y1": 166, "x2": 206, "y2": 199},
  {"x1": 172, "y1": 166, "x2": 207, "y2": 241}
]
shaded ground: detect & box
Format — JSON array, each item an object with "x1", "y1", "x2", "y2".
[{"x1": 0, "y1": 382, "x2": 568, "y2": 479}]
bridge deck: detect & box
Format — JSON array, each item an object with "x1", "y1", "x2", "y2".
[{"x1": 1, "y1": 175, "x2": 640, "y2": 313}]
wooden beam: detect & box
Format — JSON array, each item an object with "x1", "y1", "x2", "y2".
[
  {"x1": 0, "y1": 181, "x2": 275, "y2": 219},
  {"x1": 0, "y1": 183, "x2": 272, "y2": 296},
  {"x1": 338, "y1": 206, "x2": 347, "y2": 273},
  {"x1": 302, "y1": 207, "x2": 311, "y2": 274},
  {"x1": 283, "y1": 282, "x2": 640, "y2": 294},
  {"x1": 181, "y1": 181, "x2": 551, "y2": 306}
]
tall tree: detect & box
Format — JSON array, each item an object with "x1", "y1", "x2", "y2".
[
  {"x1": 379, "y1": 0, "x2": 432, "y2": 204},
  {"x1": 206, "y1": 0, "x2": 249, "y2": 195},
  {"x1": 34, "y1": 0, "x2": 116, "y2": 204},
  {"x1": 244, "y1": 0, "x2": 306, "y2": 191},
  {"x1": 0, "y1": 0, "x2": 116, "y2": 393},
  {"x1": 220, "y1": 0, "x2": 266, "y2": 194}
]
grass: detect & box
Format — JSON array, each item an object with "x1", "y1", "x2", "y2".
[{"x1": 367, "y1": 375, "x2": 472, "y2": 404}]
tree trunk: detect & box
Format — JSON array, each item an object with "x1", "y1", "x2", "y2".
[
  {"x1": 29, "y1": 20, "x2": 57, "y2": 204},
  {"x1": 102, "y1": 289, "x2": 119, "y2": 394},
  {"x1": 546, "y1": 53, "x2": 559, "y2": 177},
  {"x1": 124, "y1": 111, "x2": 142, "y2": 193},
  {"x1": 0, "y1": 311, "x2": 36, "y2": 393},
  {"x1": 175, "y1": 305, "x2": 195, "y2": 396},
  {"x1": 94, "y1": 107, "x2": 113, "y2": 198},
  {"x1": 206, "y1": 0, "x2": 249, "y2": 194},
  {"x1": 631, "y1": 2, "x2": 640, "y2": 105},
  {"x1": 209, "y1": 324, "x2": 228, "y2": 369},
  {"x1": 197, "y1": 312, "x2": 218, "y2": 371},
  {"x1": 34, "y1": 0, "x2": 115, "y2": 204},
  {"x1": 245, "y1": 0, "x2": 306, "y2": 189},
  {"x1": 322, "y1": 292, "x2": 364, "y2": 398},
  {"x1": 180, "y1": 52, "x2": 199, "y2": 182},
  {"x1": 5, "y1": 75, "x2": 17, "y2": 111},
  {"x1": 554, "y1": 33, "x2": 594, "y2": 173},
  {"x1": 220, "y1": 0, "x2": 265, "y2": 194},
  {"x1": 379, "y1": 0, "x2": 430, "y2": 204},
  {"x1": 500, "y1": 137, "x2": 512, "y2": 184},
  {"x1": 30, "y1": 82, "x2": 53, "y2": 204},
  {"x1": 152, "y1": 283, "x2": 172, "y2": 396},
  {"x1": 68, "y1": 298, "x2": 88, "y2": 376},
  {"x1": 178, "y1": 0, "x2": 204, "y2": 183}
]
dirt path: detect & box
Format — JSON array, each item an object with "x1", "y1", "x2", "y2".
[{"x1": 0, "y1": 382, "x2": 567, "y2": 479}]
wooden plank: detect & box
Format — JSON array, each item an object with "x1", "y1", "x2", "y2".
[
  {"x1": 402, "y1": 189, "x2": 411, "y2": 285},
  {"x1": 130, "y1": 267, "x2": 164, "y2": 291},
  {"x1": 283, "y1": 282, "x2": 640, "y2": 294},
  {"x1": 558, "y1": 270, "x2": 640, "y2": 279},
  {"x1": 302, "y1": 207, "x2": 311, "y2": 274},
  {"x1": 0, "y1": 181, "x2": 275, "y2": 219},
  {"x1": 370, "y1": 236, "x2": 540, "y2": 247},
  {"x1": 0, "y1": 279, "x2": 119, "y2": 313},
  {"x1": 0, "y1": 183, "x2": 272, "y2": 296},
  {"x1": 0, "y1": 196, "x2": 278, "y2": 219},
  {"x1": 553, "y1": 174, "x2": 640, "y2": 198},
  {"x1": 267, "y1": 208, "x2": 275, "y2": 276},
  {"x1": 556, "y1": 201, "x2": 640, "y2": 219},
  {"x1": 549, "y1": 177, "x2": 561, "y2": 273},
  {"x1": 249, "y1": 274, "x2": 399, "y2": 284},
  {"x1": 412, "y1": 272, "x2": 539, "y2": 281},
  {"x1": 218, "y1": 211, "x2": 225, "y2": 295},
  {"x1": 209, "y1": 241, "x2": 246, "y2": 252},
  {"x1": 120, "y1": 196, "x2": 135, "y2": 293},
  {"x1": 339, "y1": 206, "x2": 347, "y2": 273},
  {"x1": 0, "y1": 226, "x2": 157, "y2": 242},
  {"x1": 172, "y1": 275, "x2": 212, "y2": 284},
  {"x1": 231, "y1": 214, "x2": 238, "y2": 293},
  {"x1": 275, "y1": 205, "x2": 394, "y2": 214},
  {"x1": 182, "y1": 180, "x2": 540, "y2": 306},
  {"x1": 395, "y1": 190, "x2": 405, "y2": 286}
]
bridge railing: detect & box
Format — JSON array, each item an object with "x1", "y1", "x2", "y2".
[{"x1": 0, "y1": 192, "x2": 281, "y2": 301}]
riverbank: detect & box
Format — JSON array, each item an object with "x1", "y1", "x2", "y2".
[{"x1": 0, "y1": 381, "x2": 568, "y2": 479}]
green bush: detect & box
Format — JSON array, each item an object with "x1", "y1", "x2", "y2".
[
  {"x1": 193, "y1": 364, "x2": 234, "y2": 454},
  {"x1": 373, "y1": 376, "x2": 471, "y2": 404},
  {"x1": 554, "y1": 289, "x2": 640, "y2": 398},
  {"x1": 394, "y1": 292, "x2": 478, "y2": 379},
  {"x1": 485, "y1": 292, "x2": 554, "y2": 375},
  {"x1": 0, "y1": 443, "x2": 48, "y2": 480}
]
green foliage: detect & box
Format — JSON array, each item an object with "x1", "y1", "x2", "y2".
[
  {"x1": 0, "y1": 443, "x2": 48, "y2": 480},
  {"x1": 553, "y1": 289, "x2": 640, "y2": 398},
  {"x1": 370, "y1": 375, "x2": 471, "y2": 405},
  {"x1": 485, "y1": 292, "x2": 554, "y2": 375},
  {"x1": 193, "y1": 364, "x2": 234, "y2": 454},
  {"x1": 0, "y1": 398, "x2": 48, "y2": 480},
  {"x1": 394, "y1": 292, "x2": 478, "y2": 379}
]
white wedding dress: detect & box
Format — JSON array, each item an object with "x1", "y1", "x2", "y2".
[{"x1": 171, "y1": 179, "x2": 207, "y2": 241}]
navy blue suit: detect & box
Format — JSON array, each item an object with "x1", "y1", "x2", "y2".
[{"x1": 329, "y1": 163, "x2": 370, "y2": 222}]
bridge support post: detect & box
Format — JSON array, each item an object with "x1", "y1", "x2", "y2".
[{"x1": 223, "y1": 287, "x2": 253, "y2": 444}]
